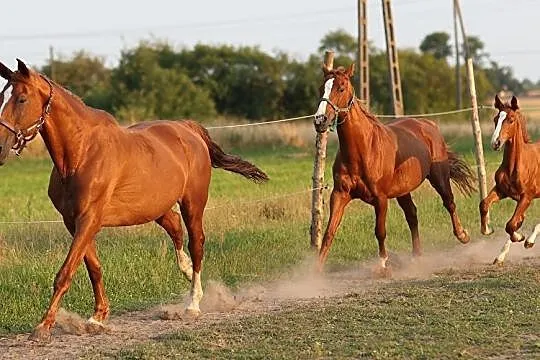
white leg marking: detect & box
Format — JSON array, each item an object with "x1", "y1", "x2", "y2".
[
  {"x1": 315, "y1": 78, "x2": 335, "y2": 120},
  {"x1": 491, "y1": 111, "x2": 507, "y2": 147},
  {"x1": 379, "y1": 256, "x2": 389, "y2": 269},
  {"x1": 176, "y1": 250, "x2": 193, "y2": 281},
  {"x1": 186, "y1": 271, "x2": 203, "y2": 313},
  {"x1": 496, "y1": 239, "x2": 512, "y2": 263},
  {"x1": 87, "y1": 317, "x2": 104, "y2": 327},
  {"x1": 525, "y1": 223, "x2": 540, "y2": 245}
]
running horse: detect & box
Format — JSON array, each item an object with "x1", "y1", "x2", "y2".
[
  {"x1": 0, "y1": 59, "x2": 268, "y2": 341},
  {"x1": 314, "y1": 63, "x2": 475, "y2": 272},
  {"x1": 480, "y1": 95, "x2": 538, "y2": 264}
]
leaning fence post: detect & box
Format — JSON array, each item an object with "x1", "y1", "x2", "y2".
[{"x1": 310, "y1": 50, "x2": 334, "y2": 250}]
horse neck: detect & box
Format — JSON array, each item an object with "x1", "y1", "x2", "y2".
[
  {"x1": 502, "y1": 120, "x2": 526, "y2": 174},
  {"x1": 40, "y1": 86, "x2": 107, "y2": 177},
  {"x1": 336, "y1": 101, "x2": 378, "y2": 161}
]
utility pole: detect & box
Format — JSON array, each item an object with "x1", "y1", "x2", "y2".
[
  {"x1": 382, "y1": 0, "x2": 404, "y2": 116},
  {"x1": 49, "y1": 46, "x2": 56, "y2": 81},
  {"x1": 453, "y1": 1, "x2": 462, "y2": 109},
  {"x1": 454, "y1": 0, "x2": 488, "y2": 205},
  {"x1": 357, "y1": 0, "x2": 369, "y2": 109}
]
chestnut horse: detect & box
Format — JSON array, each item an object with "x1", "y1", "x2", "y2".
[
  {"x1": 0, "y1": 59, "x2": 268, "y2": 341},
  {"x1": 314, "y1": 63, "x2": 475, "y2": 272},
  {"x1": 480, "y1": 95, "x2": 538, "y2": 264}
]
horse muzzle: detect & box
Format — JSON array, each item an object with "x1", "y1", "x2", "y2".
[
  {"x1": 491, "y1": 139, "x2": 504, "y2": 151},
  {"x1": 314, "y1": 114, "x2": 330, "y2": 133}
]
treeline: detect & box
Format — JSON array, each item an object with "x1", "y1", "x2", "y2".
[{"x1": 40, "y1": 29, "x2": 530, "y2": 123}]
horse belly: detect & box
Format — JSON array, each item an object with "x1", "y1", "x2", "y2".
[
  {"x1": 387, "y1": 157, "x2": 427, "y2": 198},
  {"x1": 102, "y1": 173, "x2": 186, "y2": 227}
]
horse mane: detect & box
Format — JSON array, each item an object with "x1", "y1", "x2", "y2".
[
  {"x1": 516, "y1": 111, "x2": 531, "y2": 143},
  {"x1": 332, "y1": 67, "x2": 381, "y2": 126},
  {"x1": 44, "y1": 74, "x2": 119, "y2": 126}
]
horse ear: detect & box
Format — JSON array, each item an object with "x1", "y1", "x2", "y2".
[
  {"x1": 494, "y1": 94, "x2": 503, "y2": 110},
  {"x1": 0, "y1": 61, "x2": 13, "y2": 80},
  {"x1": 345, "y1": 63, "x2": 355, "y2": 78},
  {"x1": 16, "y1": 58, "x2": 30, "y2": 77},
  {"x1": 511, "y1": 95, "x2": 519, "y2": 110}
]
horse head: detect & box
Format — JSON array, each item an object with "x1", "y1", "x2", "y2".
[
  {"x1": 314, "y1": 63, "x2": 356, "y2": 133},
  {"x1": 491, "y1": 94, "x2": 529, "y2": 151},
  {"x1": 0, "y1": 59, "x2": 53, "y2": 164}
]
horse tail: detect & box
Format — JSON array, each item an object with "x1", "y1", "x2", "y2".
[
  {"x1": 184, "y1": 121, "x2": 269, "y2": 183},
  {"x1": 448, "y1": 150, "x2": 476, "y2": 197}
]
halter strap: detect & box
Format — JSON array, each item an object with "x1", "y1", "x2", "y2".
[
  {"x1": 0, "y1": 75, "x2": 53, "y2": 156},
  {"x1": 318, "y1": 86, "x2": 357, "y2": 132}
]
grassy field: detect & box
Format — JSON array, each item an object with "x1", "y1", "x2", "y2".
[
  {"x1": 0, "y1": 133, "x2": 539, "y2": 345},
  {"x1": 90, "y1": 262, "x2": 540, "y2": 360}
]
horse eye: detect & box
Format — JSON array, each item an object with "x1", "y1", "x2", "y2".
[{"x1": 18, "y1": 96, "x2": 27, "y2": 104}]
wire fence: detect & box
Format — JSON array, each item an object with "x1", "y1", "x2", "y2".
[{"x1": 0, "y1": 103, "x2": 537, "y2": 226}]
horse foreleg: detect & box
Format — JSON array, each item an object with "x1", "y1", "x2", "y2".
[
  {"x1": 524, "y1": 223, "x2": 540, "y2": 249},
  {"x1": 84, "y1": 241, "x2": 109, "y2": 332},
  {"x1": 397, "y1": 194, "x2": 421, "y2": 257},
  {"x1": 318, "y1": 190, "x2": 351, "y2": 271},
  {"x1": 480, "y1": 187, "x2": 503, "y2": 235},
  {"x1": 506, "y1": 195, "x2": 531, "y2": 242},
  {"x1": 29, "y1": 215, "x2": 101, "y2": 342},
  {"x1": 374, "y1": 197, "x2": 389, "y2": 270},
  {"x1": 494, "y1": 195, "x2": 531, "y2": 265}
]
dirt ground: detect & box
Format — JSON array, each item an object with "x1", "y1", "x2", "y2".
[{"x1": 1, "y1": 238, "x2": 538, "y2": 360}]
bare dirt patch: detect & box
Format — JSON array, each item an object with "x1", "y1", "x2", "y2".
[{"x1": 0, "y1": 237, "x2": 538, "y2": 359}]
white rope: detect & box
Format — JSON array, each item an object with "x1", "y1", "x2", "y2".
[
  {"x1": 205, "y1": 185, "x2": 328, "y2": 211},
  {"x1": 206, "y1": 114, "x2": 313, "y2": 129},
  {"x1": 377, "y1": 107, "x2": 475, "y2": 118},
  {"x1": 0, "y1": 220, "x2": 63, "y2": 225},
  {"x1": 0, "y1": 186, "x2": 331, "y2": 225}
]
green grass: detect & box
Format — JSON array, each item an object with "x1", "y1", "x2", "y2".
[
  {"x1": 0, "y1": 139, "x2": 539, "y2": 335},
  {"x1": 89, "y1": 263, "x2": 540, "y2": 359}
]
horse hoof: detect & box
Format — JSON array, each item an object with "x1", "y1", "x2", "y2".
[
  {"x1": 458, "y1": 230, "x2": 470, "y2": 244},
  {"x1": 184, "y1": 308, "x2": 201, "y2": 319},
  {"x1": 28, "y1": 325, "x2": 51, "y2": 342},
  {"x1": 492, "y1": 258, "x2": 504, "y2": 267},
  {"x1": 481, "y1": 226, "x2": 494, "y2": 236},
  {"x1": 511, "y1": 232, "x2": 525, "y2": 242},
  {"x1": 372, "y1": 266, "x2": 393, "y2": 279},
  {"x1": 524, "y1": 241, "x2": 535, "y2": 249},
  {"x1": 85, "y1": 318, "x2": 108, "y2": 335}
]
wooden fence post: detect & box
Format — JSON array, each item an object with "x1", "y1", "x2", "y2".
[
  {"x1": 466, "y1": 58, "x2": 488, "y2": 202},
  {"x1": 310, "y1": 50, "x2": 334, "y2": 250}
]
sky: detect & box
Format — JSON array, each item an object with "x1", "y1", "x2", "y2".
[{"x1": 1, "y1": 0, "x2": 540, "y2": 81}]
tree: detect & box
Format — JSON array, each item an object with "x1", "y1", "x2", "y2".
[
  {"x1": 419, "y1": 32, "x2": 452, "y2": 60},
  {"x1": 174, "y1": 44, "x2": 288, "y2": 120},
  {"x1": 318, "y1": 29, "x2": 357, "y2": 59},
  {"x1": 485, "y1": 61, "x2": 524, "y2": 95},
  {"x1": 111, "y1": 42, "x2": 216, "y2": 122},
  {"x1": 462, "y1": 35, "x2": 489, "y2": 66},
  {"x1": 41, "y1": 51, "x2": 113, "y2": 112}
]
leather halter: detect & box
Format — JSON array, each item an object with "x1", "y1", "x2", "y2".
[
  {"x1": 0, "y1": 75, "x2": 53, "y2": 156},
  {"x1": 317, "y1": 86, "x2": 356, "y2": 131}
]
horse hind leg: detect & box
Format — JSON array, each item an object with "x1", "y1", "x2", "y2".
[
  {"x1": 397, "y1": 193, "x2": 421, "y2": 257},
  {"x1": 524, "y1": 223, "x2": 540, "y2": 249},
  {"x1": 156, "y1": 209, "x2": 193, "y2": 281},
  {"x1": 428, "y1": 163, "x2": 470, "y2": 244},
  {"x1": 179, "y1": 190, "x2": 208, "y2": 317}
]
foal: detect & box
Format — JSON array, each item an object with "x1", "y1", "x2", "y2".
[
  {"x1": 0, "y1": 59, "x2": 268, "y2": 341},
  {"x1": 480, "y1": 95, "x2": 539, "y2": 264},
  {"x1": 314, "y1": 63, "x2": 475, "y2": 273}
]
